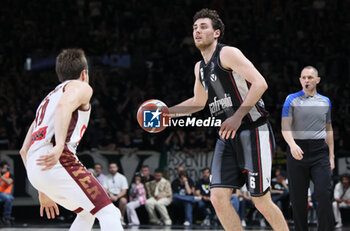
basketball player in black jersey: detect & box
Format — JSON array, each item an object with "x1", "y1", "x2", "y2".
[{"x1": 168, "y1": 9, "x2": 288, "y2": 230}]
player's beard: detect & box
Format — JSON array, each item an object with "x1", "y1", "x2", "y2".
[{"x1": 194, "y1": 38, "x2": 216, "y2": 52}]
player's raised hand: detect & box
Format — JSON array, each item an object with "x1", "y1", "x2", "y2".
[
  {"x1": 219, "y1": 115, "x2": 242, "y2": 139},
  {"x1": 39, "y1": 191, "x2": 59, "y2": 219},
  {"x1": 36, "y1": 145, "x2": 63, "y2": 171}
]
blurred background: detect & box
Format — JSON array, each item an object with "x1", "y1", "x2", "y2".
[{"x1": 0, "y1": 0, "x2": 349, "y2": 228}]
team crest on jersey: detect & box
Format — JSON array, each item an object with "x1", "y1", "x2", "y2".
[
  {"x1": 257, "y1": 98, "x2": 265, "y2": 108},
  {"x1": 210, "y1": 74, "x2": 217, "y2": 82}
]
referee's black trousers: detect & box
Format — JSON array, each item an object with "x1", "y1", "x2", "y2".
[{"x1": 287, "y1": 139, "x2": 334, "y2": 231}]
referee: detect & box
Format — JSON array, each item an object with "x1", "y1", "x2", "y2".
[{"x1": 281, "y1": 66, "x2": 335, "y2": 231}]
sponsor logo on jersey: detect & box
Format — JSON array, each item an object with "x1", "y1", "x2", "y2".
[
  {"x1": 210, "y1": 74, "x2": 217, "y2": 82},
  {"x1": 29, "y1": 126, "x2": 48, "y2": 147},
  {"x1": 143, "y1": 109, "x2": 161, "y2": 128},
  {"x1": 209, "y1": 93, "x2": 233, "y2": 115}
]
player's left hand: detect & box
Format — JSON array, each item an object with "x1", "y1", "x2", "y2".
[
  {"x1": 219, "y1": 115, "x2": 242, "y2": 139},
  {"x1": 39, "y1": 191, "x2": 60, "y2": 219},
  {"x1": 36, "y1": 145, "x2": 63, "y2": 171},
  {"x1": 330, "y1": 156, "x2": 335, "y2": 170}
]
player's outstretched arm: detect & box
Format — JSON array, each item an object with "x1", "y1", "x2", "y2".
[
  {"x1": 36, "y1": 81, "x2": 92, "y2": 171},
  {"x1": 219, "y1": 47, "x2": 267, "y2": 139},
  {"x1": 168, "y1": 62, "x2": 208, "y2": 117},
  {"x1": 20, "y1": 121, "x2": 35, "y2": 168}
]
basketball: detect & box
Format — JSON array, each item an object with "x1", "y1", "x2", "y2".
[{"x1": 137, "y1": 99, "x2": 170, "y2": 133}]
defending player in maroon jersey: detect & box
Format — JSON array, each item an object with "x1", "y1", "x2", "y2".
[{"x1": 20, "y1": 49, "x2": 123, "y2": 231}]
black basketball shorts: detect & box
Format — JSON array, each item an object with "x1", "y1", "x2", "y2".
[{"x1": 210, "y1": 123, "x2": 275, "y2": 197}]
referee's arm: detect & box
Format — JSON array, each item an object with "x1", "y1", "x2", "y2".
[
  {"x1": 281, "y1": 117, "x2": 304, "y2": 160},
  {"x1": 325, "y1": 122, "x2": 335, "y2": 170}
]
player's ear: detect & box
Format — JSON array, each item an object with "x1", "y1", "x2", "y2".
[
  {"x1": 214, "y1": 29, "x2": 220, "y2": 39},
  {"x1": 80, "y1": 69, "x2": 89, "y2": 83}
]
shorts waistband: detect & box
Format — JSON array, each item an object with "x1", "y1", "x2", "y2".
[{"x1": 238, "y1": 117, "x2": 268, "y2": 131}]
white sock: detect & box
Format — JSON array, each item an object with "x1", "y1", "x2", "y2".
[
  {"x1": 69, "y1": 209, "x2": 95, "y2": 231},
  {"x1": 95, "y1": 204, "x2": 124, "y2": 231}
]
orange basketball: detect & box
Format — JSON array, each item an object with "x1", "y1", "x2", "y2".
[{"x1": 137, "y1": 99, "x2": 170, "y2": 133}]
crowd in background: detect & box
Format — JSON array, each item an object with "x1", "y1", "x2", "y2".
[
  {"x1": 89, "y1": 163, "x2": 350, "y2": 227},
  {"x1": 1, "y1": 0, "x2": 350, "y2": 159}
]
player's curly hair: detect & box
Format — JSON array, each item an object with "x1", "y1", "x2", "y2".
[
  {"x1": 56, "y1": 48, "x2": 88, "y2": 82},
  {"x1": 193, "y1": 8, "x2": 225, "y2": 42}
]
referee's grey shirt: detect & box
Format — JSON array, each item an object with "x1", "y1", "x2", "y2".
[{"x1": 282, "y1": 90, "x2": 331, "y2": 140}]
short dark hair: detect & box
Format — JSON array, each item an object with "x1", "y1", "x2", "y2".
[
  {"x1": 154, "y1": 168, "x2": 162, "y2": 173},
  {"x1": 109, "y1": 162, "x2": 118, "y2": 167},
  {"x1": 0, "y1": 161, "x2": 8, "y2": 168},
  {"x1": 55, "y1": 48, "x2": 88, "y2": 82},
  {"x1": 341, "y1": 173, "x2": 350, "y2": 182},
  {"x1": 94, "y1": 163, "x2": 102, "y2": 168},
  {"x1": 279, "y1": 170, "x2": 287, "y2": 178},
  {"x1": 179, "y1": 170, "x2": 188, "y2": 178},
  {"x1": 193, "y1": 8, "x2": 225, "y2": 42},
  {"x1": 141, "y1": 165, "x2": 149, "y2": 169},
  {"x1": 202, "y1": 167, "x2": 210, "y2": 172}
]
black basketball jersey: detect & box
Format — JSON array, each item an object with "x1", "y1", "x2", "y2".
[{"x1": 199, "y1": 43, "x2": 268, "y2": 124}]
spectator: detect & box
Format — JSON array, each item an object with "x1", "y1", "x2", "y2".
[
  {"x1": 194, "y1": 168, "x2": 214, "y2": 226},
  {"x1": 270, "y1": 170, "x2": 290, "y2": 218},
  {"x1": 127, "y1": 173, "x2": 146, "y2": 226},
  {"x1": 0, "y1": 161, "x2": 14, "y2": 225},
  {"x1": 145, "y1": 168, "x2": 172, "y2": 225},
  {"x1": 237, "y1": 185, "x2": 253, "y2": 227},
  {"x1": 333, "y1": 173, "x2": 350, "y2": 228},
  {"x1": 140, "y1": 165, "x2": 154, "y2": 184},
  {"x1": 164, "y1": 131, "x2": 185, "y2": 152},
  {"x1": 231, "y1": 189, "x2": 240, "y2": 213},
  {"x1": 171, "y1": 169, "x2": 201, "y2": 226},
  {"x1": 103, "y1": 162, "x2": 128, "y2": 225},
  {"x1": 93, "y1": 163, "x2": 105, "y2": 185}
]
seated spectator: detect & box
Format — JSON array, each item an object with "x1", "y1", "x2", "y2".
[
  {"x1": 145, "y1": 169, "x2": 172, "y2": 225},
  {"x1": 333, "y1": 173, "x2": 350, "y2": 228},
  {"x1": 231, "y1": 189, "x2": 240, "y2": 212},
  {"x1": 140, "y1": 165, "x2": 154, "y2": 184},
  {"x1": 238, "y1": 185, "x2": 266, "y2": 227},
  {"x1": 103, "y1": 162, "x2": 128, "y2": 225},
  {"x1": 171, "y1": 169, "x2": 201, "y2": 226},
  {"x1": 270, "y1": 170, "x2": 289, "y2": 218},
  {"x1": 93, "y1": 163, "x2": 105, "y2": 185},
  {"x1": 195, "y1": 168, "x2": 215, "y2": 226},
  {"x1": 127, "y1": 173, "x2": 146, "y2": 226},
  {"x1": 0, "y1": 161, "x2": 14, "y2": 225},
  {"x1": 237, "y1": 185, "x2": 253, "y2": 227}
]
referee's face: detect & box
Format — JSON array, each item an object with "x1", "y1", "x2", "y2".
[{"x1": 299, "y1": 68, "x2": 320, "y2": 92}]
